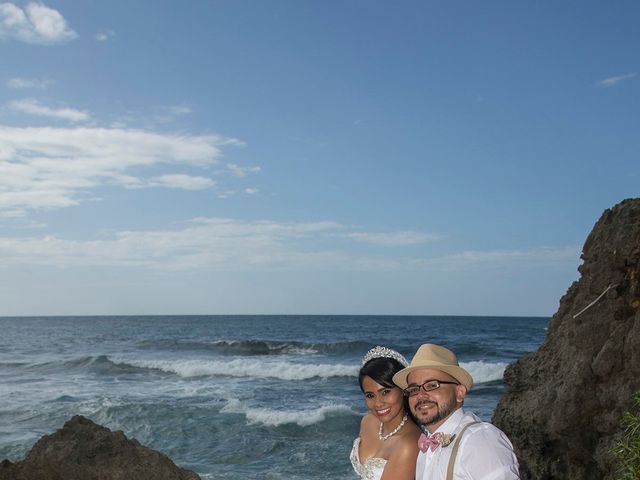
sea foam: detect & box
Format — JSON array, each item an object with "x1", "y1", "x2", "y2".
[
  {"x1": 221, "y1": 398, "x2": 354, "y2": 427},
  {"x1": 110, "y1": 356, "x2": 358, "y2": 381},
  {"x1": 461, "y1": 360, "x2": 507, "y2": 384},
  {"x1": 109, "y1": 356, "x2": 505, "y2": 383}
]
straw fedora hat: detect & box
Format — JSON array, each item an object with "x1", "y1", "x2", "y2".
[{"x1": 392, "y1": 343, "x2": 473, "y2": 391}]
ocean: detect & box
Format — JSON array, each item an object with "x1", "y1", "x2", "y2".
[{"x1": 0, "y1": 315, "x2": 548, "y2": 479}]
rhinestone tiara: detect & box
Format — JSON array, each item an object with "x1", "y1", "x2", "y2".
[{"x1": 361, "y1": 346, "x2": 408, "y2": 367}]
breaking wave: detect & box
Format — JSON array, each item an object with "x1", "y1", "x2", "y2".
[
  {"x1": 109, "y1": 356, "x2": 358, "y2": 380},
  {"x1": 221, "y1": 398, "x2": 355, "y2": 427}
]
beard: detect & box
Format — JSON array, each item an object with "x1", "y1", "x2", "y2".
[{"x1": 412, "y1": 393, "x2": 457, "y2": 427}]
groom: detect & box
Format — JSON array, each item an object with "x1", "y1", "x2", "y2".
[{"x1": 393, "y1": 344, "x2": 520, "y2": 479}]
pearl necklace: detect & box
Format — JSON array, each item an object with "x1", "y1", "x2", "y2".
[{"x1": 378, "y1": 414, "x2": 408, "y2": 441}]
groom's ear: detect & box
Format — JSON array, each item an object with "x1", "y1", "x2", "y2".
[{"x1": 455, "y1": 384, "x2": 467, "y2": 405}]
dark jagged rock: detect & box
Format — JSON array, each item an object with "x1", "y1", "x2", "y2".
[
  {"x1": 493, "y1": 198, "x2": 640, "y2": 480},
  {"x1": 0, "y1": 415, "x2": 201, "y2": 480}
]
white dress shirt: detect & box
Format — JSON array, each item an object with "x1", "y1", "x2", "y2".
[{"x1": 416, "y1": 408, "x2": 520, "y2": 480}]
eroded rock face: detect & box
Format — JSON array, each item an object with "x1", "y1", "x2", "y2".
[
  {"x1": 493, "y1": 198, "x2": 640, "y2": 480},
  {"x1": 0, "y1": 415, "x2": 201, "y2": 480}
]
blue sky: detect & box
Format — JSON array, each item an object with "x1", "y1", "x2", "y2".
[{"x1": 0, "y1": 1, "x2": 638, "y2": 316}]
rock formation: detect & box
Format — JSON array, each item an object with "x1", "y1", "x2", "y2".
[
  {"x1": 0, "y1": 415, "x2": 201, "y2": 480},
  {"x1": 493, "y1": 198, "x2": 640, "y2": 479}
]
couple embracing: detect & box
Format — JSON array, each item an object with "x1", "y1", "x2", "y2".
[{"x1": 350, "y1": 344, "x2": 520, "y2": 480}]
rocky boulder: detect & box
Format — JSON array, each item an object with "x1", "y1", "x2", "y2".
[
  {"x1": 493, "y1": 198, "x2": 640, "y2": 479},
  {"x1": 0, "y1": 415, "x2": 201, "y2": 480}
]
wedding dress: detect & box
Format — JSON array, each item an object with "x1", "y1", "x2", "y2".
[{"x1": 350, "y1": 437, "x2": 386, "y2": 480}]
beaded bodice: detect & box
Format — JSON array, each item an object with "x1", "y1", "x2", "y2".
[{"x1": 350, "y1": 437, "x2": 387, "y2": 480}]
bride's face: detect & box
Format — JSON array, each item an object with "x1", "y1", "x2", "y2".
[{"x1": 361, "y1": 375, "x2": 405, "y2": 424}]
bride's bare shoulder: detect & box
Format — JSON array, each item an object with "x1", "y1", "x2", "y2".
[
  {"x1": 360, "y1": 412, "x2": 378, "y2": 431},
  {"x1": 393, "y1": 426, "x2": 420, "y2": 456}
]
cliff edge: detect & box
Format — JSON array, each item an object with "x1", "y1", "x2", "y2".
[
  {"x1": 493, "y1": 198, "x2": 640, "y2": 479},
  {"x1": 0, "y1": 415, "x2": 201, "y2": 480}
]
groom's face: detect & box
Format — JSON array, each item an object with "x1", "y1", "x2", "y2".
[{"x1": 406, "y1": 368, "x2": 465, "y2": 432}]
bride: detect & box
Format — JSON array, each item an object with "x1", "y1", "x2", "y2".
[{"x1": 350, "y1": 346, "x2": 420, "y2": 480}]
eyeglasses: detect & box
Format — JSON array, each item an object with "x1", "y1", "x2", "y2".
[{"x1": 403, "y1": 379, "x2": 460, "y2": 397}]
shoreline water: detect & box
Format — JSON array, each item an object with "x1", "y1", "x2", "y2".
[{"x1": 0, "y1": 315, "x2": 548, "y2": 479}]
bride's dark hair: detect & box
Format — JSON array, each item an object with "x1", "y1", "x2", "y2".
[{"x1": 358, "y1": 357, "x2": 405, "y2": 391}]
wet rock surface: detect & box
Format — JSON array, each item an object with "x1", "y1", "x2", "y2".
[
  {"x1": 493, "y1": 198, "x2": 640, "y2": 479},
  {"x1": 0, "y1": 415, "x2": 201, "y2": 480}
]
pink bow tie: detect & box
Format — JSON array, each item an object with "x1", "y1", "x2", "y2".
[{"x1": 418, "y1": 433, "x2": 440, "y2": 452}]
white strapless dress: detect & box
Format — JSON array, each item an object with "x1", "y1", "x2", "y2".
[{"x1": 350, "y1": 437, "x2": 387, "y2": 480}]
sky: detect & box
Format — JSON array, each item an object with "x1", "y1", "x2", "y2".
[{"x1": 0, "y1": 1, "x2": 638, "y2": 317}]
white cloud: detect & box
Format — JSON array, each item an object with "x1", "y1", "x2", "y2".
[
  {"x1": 0, "y1": 2, "x2": 77, "y2": 45},
  {"x1": 598, "y1": 73, "x2": 637, "y2": 88},
  {"x1": 0, "y1": 125, "x2": 240, "y2": 214},
  {"x1": 0, "y1": 207, "x2": 29, "y2": 218},
  {"x1": 149, "y1": 174, "x2": 216, "y2": 190},
  {"x1": 0, "y1": 218, "x2": 349, "y2": 270},
  {"x1": 0, "y1": 217, "x2": 580, "y2": 274},
  {"x1": 417, "y1": 246, "x2": 581, "y2": 270},
  {"x1": 347, "y1": 231, "x2": 441, "y2": 247},
  {"x1": 217, "y1": 190, "x2": 237, "y2": 199},
  {"x1": 227, "y1": 163, "x2": 261, "y2": 177},
  {"x1": 94, "y1": 29, "x2": 115, "y2": 42},
  {"x1": 149, "y1": 105, "x2": 194, "y2": 125},
  {"x1": 7, "y1": 77, "x2": 53, "y2": 89},
  {"x1": 162, "y1": 105, "x2": 192, "y2": 116},
  {"x1": 9, "y1": 99, "x2": 90, "y2": 122},
  {"x1": 244, "y1": 187, "x2": 259, "y2": 195}
]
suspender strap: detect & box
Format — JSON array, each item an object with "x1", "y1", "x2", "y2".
[{"x1": 446, "y1": 421, "x2": 481, "y2": 480}]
